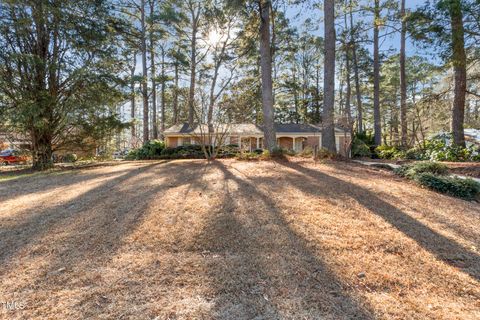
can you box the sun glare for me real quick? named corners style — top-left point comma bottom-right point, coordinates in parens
top-left (208, 29), bottom-right (222, 46)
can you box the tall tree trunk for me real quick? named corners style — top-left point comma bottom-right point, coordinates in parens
top-left (141, 0), bottom-right (149, 143)
top-left (130, 52), bottom-right (137, 142)
top-left (373, 0), bottom-right (382, 146)
top-left (393, 101), bottom-right (399, 146)
top-left (173, 62), bottom-right (179, 124)
top-left (344, 8), bottom-right (352, 133)
top-left (160, 47), bottom-right (166, 136)
top-left (322, 0), bottom-right (336, 152)
top-left (32, 130), bottom-right (53, 170)
top-left (400, 0), bottom-right (408, 147)
top-left (449, 0), bottom-right (467, 147)
top-left (187, 3), bottom-right (199, 126)
top-left (149, 1), bottom-right (157, 139)
top-left (292, 64), bottom-right (299, 124)
top-left (31, 2), bottom-right (54, 170)
top-left (349, 3), bottom-right (363, 133)
top-left (259, 0), bottom-right (276, 151)
top-left (207, 64), bottom-right (220, 133)
top-left (315, 65), bottom-right (321, 123)
top-left (338, 59), bottom-right (345, 117)
top-left (475, 100), bottom-right (479, 122)
top-left (188, 31), bottom-right (196, 126)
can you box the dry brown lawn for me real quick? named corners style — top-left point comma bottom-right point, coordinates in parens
top-left (0, 159), bottom-right (479, 319)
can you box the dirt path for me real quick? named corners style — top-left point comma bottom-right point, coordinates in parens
top-left (0, 159), bottom-right (479, 319)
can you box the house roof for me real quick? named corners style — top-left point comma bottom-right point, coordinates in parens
top-left (164, 123), bottom-right (348, 135)
top-left (274, 123), bottom-right (321, 133)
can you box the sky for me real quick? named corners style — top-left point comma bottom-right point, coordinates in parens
top-left (124, 1), bottom-right (441, 124)
top-left (284, 0), bottom-right (440, 63)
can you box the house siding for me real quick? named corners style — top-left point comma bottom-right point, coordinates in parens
top-left (167, 137), bottom-right (178, 147)
top-left (164, 124), bottom-right (351, 156)
top-left (278, 137), bottom-right (293, 150)
top-left (337, 136), bottom-right (351, 157)
top-left (305, 136), bottom-right (321, 149)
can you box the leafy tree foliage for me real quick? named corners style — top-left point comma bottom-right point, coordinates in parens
top-left (0, 0), bottom-right (126, 169)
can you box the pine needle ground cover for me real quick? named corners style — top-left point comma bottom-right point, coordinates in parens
top-left (0, 159), bottom-right (478, 319)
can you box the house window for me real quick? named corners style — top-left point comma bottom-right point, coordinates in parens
top-left (183, 137), bottom-right (191, 145)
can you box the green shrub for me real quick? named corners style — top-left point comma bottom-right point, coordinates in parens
top-left (351, 138), bottom-right (371, 158)
top-left (404, 147), bottom-right (424, 160)
top-left (393, 164), bottom-right (410, 177)
top-left (471, 152), bottom-right (480, 162)
top-left (166, 145), bottom-right (204, 159)
top-left (375, 145), bottom-right (401, 160)
top-left (160, 147), bottom-right (176, 157)
top-left (236, 152), bottom-right (260, 161)
top-left (419, 133), bottom-right (479, 162)
top-left (127, 140), bottom-right (166, 160)
top-left (218, 145), bottom-right (238, 158)
top-left (158, 144), bottom-right (241, 159)
top-left (125, 149), bottom-right (138, 160)
top-left (63, 153), bottom-right (77, 163)
top-left (271, 147), bottom-right (286, 158)
top-left (393, 161), bottom-right (479, 199)
top-left (299, 146), bottom-right (314, 158)
top-left (140, 140), bottom-right (165, 159)
top-left (394, 161), bottom-right (448, 178)
top-left (316, 148), bottom-right (337, 159)
top-left (128, 142), bottom-right (241, 160)
top-left (375, 133), bottom-right (480, 162)
top-left (355, 131), bottom-right (375, 146)
top-left (259, 149), bottom-right (271, 160)
top-left (414, 173), bottom-right (480, 200)
top-left (428, 144), bottom-right (471, 162)
top-left (370, 163), bottom-right (395, 171)
top-left (409, 161), bottom-right (448, 176)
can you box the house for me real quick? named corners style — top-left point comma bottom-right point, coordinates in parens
top-left (0, 131), bottom-right (30, 150)
top-left (163, 123), bottom-right (351, 157)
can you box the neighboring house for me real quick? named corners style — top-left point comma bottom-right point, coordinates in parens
top-left (0, 131), bottom-right (30, 150)
top-left (164, 123), bottom-right (352, 157)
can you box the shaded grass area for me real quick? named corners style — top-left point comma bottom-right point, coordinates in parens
top-left (0, 160), bottom-right (132, 183)
top-left (0, 167), bottom-right (50, 182)
top-left (0, 159), bottom-right (478, 319)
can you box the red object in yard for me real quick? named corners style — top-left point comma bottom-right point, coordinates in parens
top-left (0, 149), bottom-right (28, 165)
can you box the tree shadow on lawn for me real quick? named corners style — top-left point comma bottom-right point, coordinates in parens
top-left (0, 161), bottom-right (207, 283)
top-left (0, 163), bottom-right (155, 266)
top-left (0, 164), bottom-right (141, 203)
top-left (313, 160), bottom-right (480, 247)
top-left (274, 160), bottom-right (480, 283)
top-left (188, 161), bottom-right (375, 319)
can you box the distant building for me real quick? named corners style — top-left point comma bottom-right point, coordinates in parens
top-left (0, 131), bottom-right (30, 150)
top-left (164, 123), bottom-right (352, 157)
